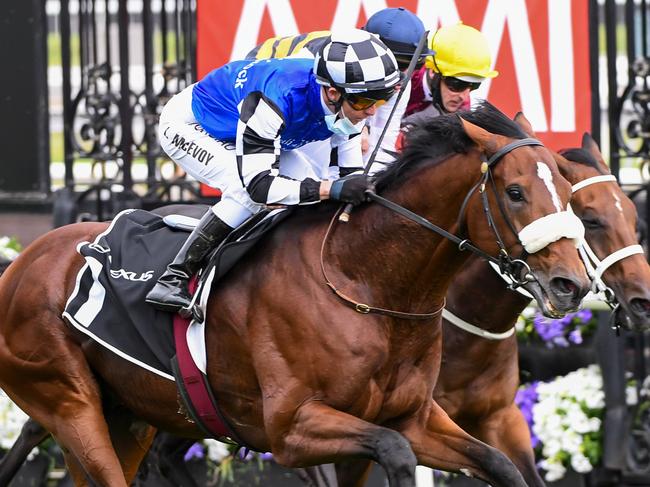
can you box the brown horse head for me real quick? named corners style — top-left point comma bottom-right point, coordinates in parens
top-left (562, 135), bottom-right (650, 330)
top-left (449, 108), bottom-right (589, 317)
top-left (515, 112), bottom-right (650, 330)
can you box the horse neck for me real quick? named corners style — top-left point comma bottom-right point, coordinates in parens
top-left (328, 152), bottom-right (482, 312)
top-left (446, 255), bottom-right (531, 334)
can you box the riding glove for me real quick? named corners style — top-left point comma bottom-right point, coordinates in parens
top-left (330, 173), bottom-right (370, 206)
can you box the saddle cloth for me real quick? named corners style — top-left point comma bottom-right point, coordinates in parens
top-left (62, 207), bottom-right (291, 380)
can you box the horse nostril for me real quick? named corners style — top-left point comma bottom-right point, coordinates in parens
top-left (550, 277), bottom-right (579, 298)
top-left (630, 298), bottom-right (650, 317)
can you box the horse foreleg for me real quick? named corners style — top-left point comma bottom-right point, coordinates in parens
top-left (56, 411), bottom-right (156, 487)
top-left (0, 418), bottom-right (49, 485)
top-left (104, 408), bottom-right (157, 484)
top-left (267, 401), bottom-right (417, 487)
top-left (473, 404), bottom-right (546, 487)
top-left (334, 459), bottom-right (373, 487)
top-left (400, 400), bottom-right (527, 487)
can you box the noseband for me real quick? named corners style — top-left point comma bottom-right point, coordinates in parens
top-left (321, 137), bottom-right (573, 320)
top-left (476, 173), bottom-right (644, 338)
top-left (572, 175), bottom-right (644, 328)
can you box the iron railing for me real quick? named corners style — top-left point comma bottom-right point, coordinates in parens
top-left (53, 0), bottom-right (200, 224)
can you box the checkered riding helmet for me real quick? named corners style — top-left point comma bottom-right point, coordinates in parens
top-left (314, 29), bottom-right (401, 101)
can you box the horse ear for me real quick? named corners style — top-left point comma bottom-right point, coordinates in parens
top-left (459, 117), bottom-right (499, 154)
top-left (513, 112), bottom-right (536, 137)
top-left (581, 132), bottom-right (608, 171)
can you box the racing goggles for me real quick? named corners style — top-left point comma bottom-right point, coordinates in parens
top-left (345, 88), bottom-right (396, 111)
top-left (443, 76), bottom-right (482, 93)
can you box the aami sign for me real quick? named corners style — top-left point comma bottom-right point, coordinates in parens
top-left (196, 0), bottom-right (591, 150)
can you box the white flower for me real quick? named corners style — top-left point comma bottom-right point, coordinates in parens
top-left (571, 452), bottom-right (593, 473)
top-left (522, 306), bottom-right (536, 319)
top-left (529, 365), bottom-right (604, 481)
top-left (0, 391), bottom-right (30, 449)
top-left (626, 384), bottom-right (638, 406)
top-left (539, 458), bottom-right (567, 482)
top-left (204, 439), bottom-right (231, 463)
top-left (516, 315), bottom-right (526, 332)
top-left (0, 236), bottom-right (19, 261)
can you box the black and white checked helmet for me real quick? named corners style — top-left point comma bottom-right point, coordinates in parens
top-left (314, 29), bottom-right (401, 96)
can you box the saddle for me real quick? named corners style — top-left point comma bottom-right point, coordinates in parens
top-left (63, 206), bottom-right (292, 378)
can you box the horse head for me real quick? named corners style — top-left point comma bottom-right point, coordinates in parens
top-left (460, 109), bottom-right (589, 317)
top-left (377, 102), bottom-right (590, 318)
top-left (564, 137), bottom-right (650, 330)
top-left (514, 112), bottom-right (650, 330)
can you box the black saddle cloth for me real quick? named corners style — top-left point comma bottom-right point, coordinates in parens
top-left (63, 207), bottom-right (291, 378)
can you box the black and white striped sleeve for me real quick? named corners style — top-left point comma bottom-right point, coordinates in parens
top-left (329, 132), bottom-right (364, 178)
top-left (236, 92), bottom-right (320, 205)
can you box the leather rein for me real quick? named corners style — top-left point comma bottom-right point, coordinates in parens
top-left (320, 137), bottom-right (544, 320)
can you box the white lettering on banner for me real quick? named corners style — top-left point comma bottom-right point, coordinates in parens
top-left (549, 0), bottom-right (575, 132)
top-left (416, 0), bottom-right (460, 31)
top-left (230, 0), bottom-right (299, 60)
top-left (481, 0), bottom-right (548, 131)
top-left (331, 0), bottom-right (387, 30)
top-left (225, 0), bottom-right (579, 133)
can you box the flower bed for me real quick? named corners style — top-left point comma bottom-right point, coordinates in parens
top-left (516, 365), bottom-right (604, 482)
top-left (517, 306), bottom-right (597, 348)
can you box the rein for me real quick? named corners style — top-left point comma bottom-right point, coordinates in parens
top-left (320, 206), bottom-right (446, 320)
top-left (320, 137), bottom-right (546, 320)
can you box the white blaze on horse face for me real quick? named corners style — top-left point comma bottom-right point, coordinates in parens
top-left (613, 192), bottom-right (623, 213)
top-left (536, 162), bottom-right (562, 212)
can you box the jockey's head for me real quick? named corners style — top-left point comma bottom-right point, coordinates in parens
top-left (363, 7), bottom-right (435, 70)
top-left (425, 23), bottom-right (499, 113)
top-left (314, 29), bottom-right (401, 130)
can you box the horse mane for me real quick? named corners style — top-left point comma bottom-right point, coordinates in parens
top-left (374, 101), bottom-right (527, 192)
top-left (558, 147), bottom-right (606, 175)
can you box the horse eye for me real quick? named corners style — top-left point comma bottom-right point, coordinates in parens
top-left (506, 186), bottom-right (524, 202)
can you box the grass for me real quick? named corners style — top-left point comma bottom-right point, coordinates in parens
top-left (48, 31), bottom-right (179, 67)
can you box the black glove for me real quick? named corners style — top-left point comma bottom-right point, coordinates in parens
top-left (330, 173), bottom-right (370, 206)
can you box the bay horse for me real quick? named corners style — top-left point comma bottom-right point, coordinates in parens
top-left (0, 104), bottom-right (590, 487)
top-left (333, 117), bottom-right (650, 487)
top-left (431, 126), bottom-right (650, 487)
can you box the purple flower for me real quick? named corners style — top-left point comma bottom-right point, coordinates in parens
top-left (259, 452), bottom-right (274, 461)
top-left (515, 382), bottom-right (540, 448)
top-left (238, 448), bottom-right (254, 461)
top-left (575, 309), bottom-right (593, 323)
top-left (183, 442), bottom-right (205, 462)
top-left (569, 329), bottom-right (583, 345)
top-left (533, 314), bottom-right (568, 342)
top-left (551, 336), bottom-right (570, 348)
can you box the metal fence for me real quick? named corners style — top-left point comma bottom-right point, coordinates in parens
top-left (49, 0), bottom-right (201, 224)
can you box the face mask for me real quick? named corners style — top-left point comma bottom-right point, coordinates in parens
top-left (325, 112), bottom-right (364, 136)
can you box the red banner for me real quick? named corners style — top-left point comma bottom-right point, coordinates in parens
top-left (197, 0), bottom-right (591, 150)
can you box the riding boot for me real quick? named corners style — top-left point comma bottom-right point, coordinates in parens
top-left (146, 211), bottom-right (233, 314)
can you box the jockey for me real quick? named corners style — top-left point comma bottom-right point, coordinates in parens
top-left (146, 29), bottom-right (401, 315)
top-left (403, 23), bottom-right (498, 126)
top-left (245, 7), bottom-right (432, 175)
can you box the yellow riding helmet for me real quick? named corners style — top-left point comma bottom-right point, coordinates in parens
top-left (424, 23), bottom-right (498, 81)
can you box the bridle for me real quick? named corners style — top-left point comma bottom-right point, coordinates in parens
top-left (321, 137), bottom-right (582, 320)
top-left (449, 173), bottom-right (644, 339)
top-left (572, 175), bottom-right (644, 330)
